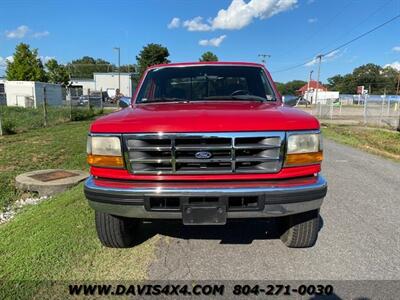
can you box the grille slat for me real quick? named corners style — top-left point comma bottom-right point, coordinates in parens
top-left (127, 146), bottom-right (171, 151)
top-left (130, 158), bottom-right (171, 163)
top-left (175, 145), bottom-right (232, 150)
top-left (235, 157), bottom-right (279, 162)
top-left (234, 144), bottom-right (280, 149)
top-left (124, 132), bottom-right (284, 174)
top-left (176, 158), bottom-right (232, 163)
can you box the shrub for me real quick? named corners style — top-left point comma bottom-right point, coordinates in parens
top-left (71, 108), bottom-right (103, 121)
top-left (2, 119), bottom-right (17, 135)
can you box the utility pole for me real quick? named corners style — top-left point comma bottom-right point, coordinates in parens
top-left (307, 70), bottom-right (314, 91)
top-left (258, 54), bottom-right (271, 67)
top-left (396, 74), bottom-right (400, 131)
top-left (43, 87), bottom-right (48, 127)
top-left (315, 55), bottom-right (323, 116)
top-left (113, 47), bottom-right (121, 94)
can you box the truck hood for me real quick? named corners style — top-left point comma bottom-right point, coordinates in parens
top-left (90, 101), bottom-right (319, 133)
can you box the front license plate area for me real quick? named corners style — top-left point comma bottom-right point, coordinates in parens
top-left (182, 205), bottom-right (226, 225)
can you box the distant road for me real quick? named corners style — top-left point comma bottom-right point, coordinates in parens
top-left (144, 140), bottom-right (400, 280)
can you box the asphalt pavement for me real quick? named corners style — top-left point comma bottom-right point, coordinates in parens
top-left (143, 140), bottom-right (400, 280)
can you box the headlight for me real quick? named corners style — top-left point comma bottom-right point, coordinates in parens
top-left (285, 132), bottom-right (323, 167)
top-left (87, 136), bottom-right (124, 168)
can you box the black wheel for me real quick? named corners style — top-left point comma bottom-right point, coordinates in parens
top-left (95, 211), bottom-right (140, 248)
top-left (280, 210), bottom-right (320, 248)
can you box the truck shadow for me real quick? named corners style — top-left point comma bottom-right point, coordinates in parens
top-left (133, 215), bottom-right (324, 245)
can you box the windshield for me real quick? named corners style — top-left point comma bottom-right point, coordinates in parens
top-left (135, 65), bottom-right (277, 103)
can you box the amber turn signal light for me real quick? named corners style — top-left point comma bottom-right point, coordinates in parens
top-left (87, 154), bottom-right (124, 168)
top-left (284, 151), bottom-right (323, 167)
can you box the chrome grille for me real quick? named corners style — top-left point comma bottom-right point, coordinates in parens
top-left (123, 132), bottom-right (285, 175)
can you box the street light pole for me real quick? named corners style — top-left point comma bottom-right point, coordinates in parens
top-left (396, 74), bottom-right (400, 131)
top-left (113, 47), bottom-right (121, 94)
top-left (0, 110), bottom-right (3, 136)
top-left (315, 55), bottom-right (323, 110)
top-left (307, 70), bottom-right (314, 103)
top-left (258, 54), bottom-right (271, 67)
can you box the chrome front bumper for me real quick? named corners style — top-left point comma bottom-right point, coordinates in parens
top-left (84, 175), bottom-right (327, 219)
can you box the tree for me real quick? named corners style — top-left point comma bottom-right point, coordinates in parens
top-left (274, 82), bottom-right (285, 95)
top-left (327, 74), bottom-right (353, 94)
top-left (327, 63), bottom-right (400, 94)
top-left (67, 56), bottom-right (113, 79)
top-left (273, 80), bottom-right (307, 95)
top-left (352, 63), bottom-right (383, 94)
top-left (6, 43), bottom-right (47, 82)
top-left (119, 64), bottom-right (136, 73)
top-left (136, 43), bottom-right (170, 77)
top-left (45, 59), bottom-right (70, 86)
top-left (285, 80), bottom-right (307, 95)
top-left (381, 66), bottom-right (400, 94)
top-left (199, 51), bottom-right (218, 62)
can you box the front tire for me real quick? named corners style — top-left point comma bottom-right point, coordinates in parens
top-left (95, 211), bottom-right (140, 248)
top-left (280, 210), bottom-right (320, 248)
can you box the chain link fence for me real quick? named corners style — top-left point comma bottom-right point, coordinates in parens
top-left (300, 95), bottom-right (400, 130)
top-left (0, 86), bottom-right (120, 135)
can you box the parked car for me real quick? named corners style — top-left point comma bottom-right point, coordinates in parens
top-left (77, 95), bottom-right (89, 106)
top-left (84, 62), bottom-right (327, 248)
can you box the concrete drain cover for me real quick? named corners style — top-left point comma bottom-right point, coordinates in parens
top-left (29, 170), bottom-right (79, 182)
top-left (16, 169), bottom-right (89, 196)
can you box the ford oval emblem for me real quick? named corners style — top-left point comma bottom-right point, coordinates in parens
top-left (195, 151), bottom-right (212, 159)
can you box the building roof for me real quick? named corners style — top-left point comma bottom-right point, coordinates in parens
top-left (297, 80), bottom-right (328, 93)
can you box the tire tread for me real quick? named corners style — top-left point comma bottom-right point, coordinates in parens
top-left (280, 210), bottom-right (320, 248)
top-left (95, 211), bottom-right (138, 248)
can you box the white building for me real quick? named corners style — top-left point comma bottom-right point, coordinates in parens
top-left (69, 78), bottom-right (95, 96)
top-left (70, 72), bottom-right (135, 97)
top-left (304, 90), bottom-right (340, 104)
top-left (4, 81), bottom-right (63, 108)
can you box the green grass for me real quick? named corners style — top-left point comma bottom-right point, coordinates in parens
top-left (322, 124), bottom-right (400, 161)
top-left (0, 185), bottom-right (159, 298)
top-left (0, 121), bottom-right (91, 210)
top-left (0, 119), bottom-right (158, 298)
top-left (0, 106), bottom-right (70, 134)
top-left (0, 106), bottom-right (104, 134)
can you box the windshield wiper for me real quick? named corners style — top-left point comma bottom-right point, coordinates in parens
top-left (140, 97), bottom-right (190, 103)
top-left (203, 95), bottom-right (266, 102)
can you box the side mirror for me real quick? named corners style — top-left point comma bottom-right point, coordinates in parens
top-left (119, 97), bottom-right (131, 108)
top-left (282, 95), bottom-right (298, 107)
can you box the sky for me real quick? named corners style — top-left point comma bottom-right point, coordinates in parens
top-left (0, 0), bottom-right (399, 83)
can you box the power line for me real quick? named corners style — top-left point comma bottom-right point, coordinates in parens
top-left (272, 13), bottom-right (400, 74)
top-left (276, 0), bottom-right (353, 59)
top-left (313, 0), bottom-right (394, 58)
top-left (274, 0), bottom-right (394, 73)
top-left (323, 13), bottom-right (400, 57)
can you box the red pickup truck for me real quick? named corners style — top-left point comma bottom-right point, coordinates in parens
top-left (84, 62), bottom-right (327, 248)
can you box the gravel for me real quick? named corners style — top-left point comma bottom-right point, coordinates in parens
top-left (0, 195), bottom-right (49, 224)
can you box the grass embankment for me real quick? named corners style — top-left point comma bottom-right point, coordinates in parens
top-left (0, 106), bottom-right (103, 134)
top-left (322, 124), bottom-right (400, 161)
top-left (0, 121), bottom-right (89, 210)
top-left (0, 121), bottom-right (158, 298)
